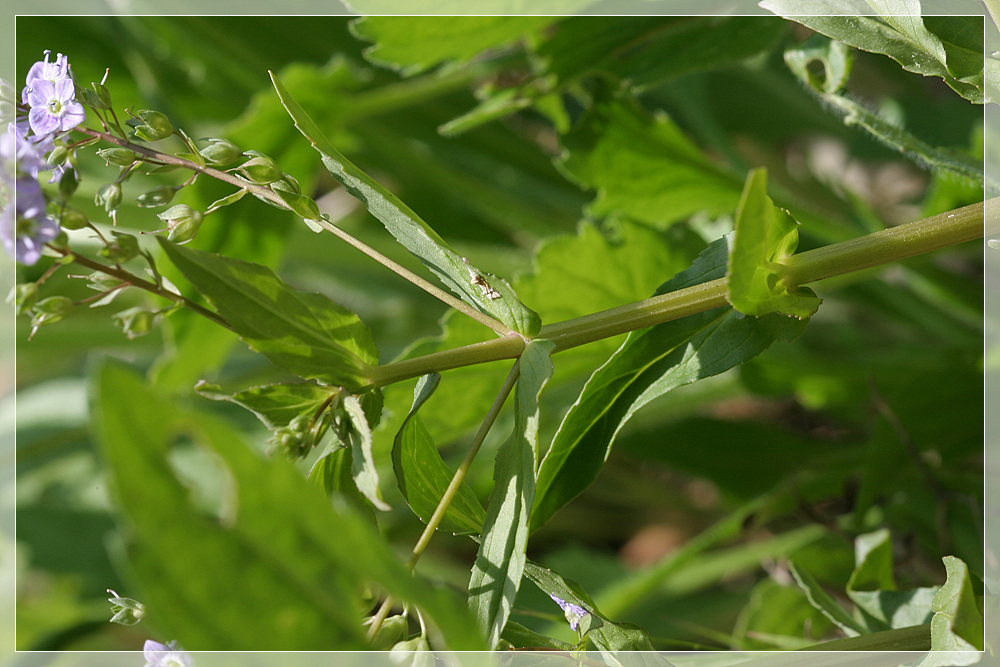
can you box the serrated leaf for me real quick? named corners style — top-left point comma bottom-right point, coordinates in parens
top-left (92, 362), bottom-right (485, 650)
top-left (350, 16), bottom-right (553, 76)
top-left (392, 373), bottom-right (486, 535)
top-left (727, 168), bottom-right (822, 319)
top-left (469, 340), bottom-right (555, 649)
top-left (917, 556), bottom-right (984, 666)
top-left (158, 237), bottom-right (377, 390)
top-left (270, 72), bottom-right (541, 336)
top-left (522, 561), bottom-right (669, 662)
top-left (761, 0), bottom-right (986, 103)
top-left (558, 86), bottom-right (742, 227)
top-left (195, 381), bottom-right (337, 431)
top-left (531, 235), bottom-right (807, 531)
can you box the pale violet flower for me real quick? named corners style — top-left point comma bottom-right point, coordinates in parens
top-left (1, 121), bottom-right (55, 183)
top-left (1, 176), bottom-right (60, 265)
top-left (549, 594), bottom-right (590, 632)
top-left (24, 78), bottom-right (84, 136)
top-left (142, 640), bottom-right (193, 667)
top-left (22, 51), bottom-right (71, 104)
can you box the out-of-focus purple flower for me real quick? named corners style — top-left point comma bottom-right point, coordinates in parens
top-left (142, 639), bottom-right (194, 667)
top-left (1, 121), bottom-right (55, 183)
top-left (21, 51), bottom-right (70, 104)
top-left (1, 177), bottom-right (60, 265)
top-left (548, 594), bottom-right (590, 632)
top-left (25, 78), bottom-right (85, 136)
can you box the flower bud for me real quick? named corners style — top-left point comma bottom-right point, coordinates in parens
top-left (97, 147), bottom-right (137, 167)
top-left (199, 137), bottom-right (242, 166)
top-left (288, 415), bottom-right (311, 433)
top-left (389, 637), bottom-right (433, 667)
top-left (60, 205), bottom-right (89, 230)
top-left (7, 282), bottom-right (38, 316)
top-left (95, 182), bottom-right (123, 214)
top-left (112, 306), bottom-right (156, 339)
top-left (270, 173), bottom-right (301, 195)
top-left (157, 205), bottom-right (204, 244)
top-left (99, 231), bottom-right (140, 264)
top-left (128, 110), bottom-right (174, 142)
top-left (370, 615), bottom-right (409, 650)
top-left (48, 144), bottom-right (70, 166)
top-left (236, 155), bottom-right (282, 185)
top-left (84, 271), bottom-right (122, 292)
top-left (90, 82), bottom-right (113, 110)
top-left (136, 184), bottom-right (176, 208)
top-left (58, 168), bottom-right (79, 200)
top-left (31, 296), bottom-right (74, 329)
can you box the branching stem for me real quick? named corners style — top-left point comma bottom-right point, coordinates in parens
top-left (371, 199), bottom-right (986, 387)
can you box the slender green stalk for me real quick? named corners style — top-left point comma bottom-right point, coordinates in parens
top-left (366, 360), bottom-right (522, 641)
top-left (75, 126), bottom-right (512, 336)
top-left (372, 199), bottom-right (986, 386)
top-left (58, 249), bottom-right (234, 332)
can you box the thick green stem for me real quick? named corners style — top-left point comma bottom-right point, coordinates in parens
top-left (372, 199), bottom-right (986, 386)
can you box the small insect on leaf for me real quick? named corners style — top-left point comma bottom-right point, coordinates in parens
top-left (463, 257), bottom-right (502, 300)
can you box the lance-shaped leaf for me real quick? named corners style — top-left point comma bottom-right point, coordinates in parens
top-left (270, 72), bottom-right (541, 337)
top-left (787, 561), bottom-right (866, 637)
top-left (341, 393), bottom-right (390, 511)
top-left (531, 235), bottom-right (807, 531)
top-left (727, 168), bottom-right (822, 320)
top-left (522, 561), bottom-right (671, 664)
top-left (469, 340), bottom-right (555, 648)
top-left (92, 362), bottom-right (486, 650)
top-left (392, 373), bottom-right (486, 535)
top-left (195, 381), bottom-right (337, 431)
top-left (917, 556), bottom-right (984, 667)
top-left (159, 238), bottom-right (377, 390)
top-left (761, 0), bottom-right (986, 103)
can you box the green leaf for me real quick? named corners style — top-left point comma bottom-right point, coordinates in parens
top-left (917, 556), bottom-right (984, 666)
top-left (531, 235), bottom-right (807, 531)
top-left (558, 86), bottom-right (742, 227)
top-left (469, 340), bottom-right (555, 648)
top-left (270, 72), bottom-right (542, 337)
top-left (522, 561), bottom-right (668, 661)
top-left (788, 561), bottom-right (866, 637)
top-left (341, 394), bottom-right (390, 511)
top-left (92, 362), bottom-right (485, 650)
top-left (350, 16), bottom-right (553, 76)
top-left (538, 16), bottom-right (787, 92)
top-left (158, 237), bottom-right (377, 390)
top-left (727, 168), bottom-right (822, 319)
top-left (783, 36), bottom-right (988, 188)
top-left (761, 1), bottom-right (986, 103)
top-left (391, 373), bottom-right (486, 535)
top-left (195, 381), bottom-right (337, 431)
top-left (847, 530), bottom-right (937, 632)
top-left (500, 620), bottom-right (576, 651)
top-left (309, 447), bottom-right (377, 523)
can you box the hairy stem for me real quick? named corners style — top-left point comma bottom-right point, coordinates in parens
top-left (372, 199), bottom-right (985, 386)
top-left (75, 126), bottom-right (512, 335)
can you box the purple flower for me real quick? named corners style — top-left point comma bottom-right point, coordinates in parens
top-left (1, 121), bottom-right (55, 183)
top-left (25, 78), bottom-right (85, 136)
top-left (142, 640), bottom-right (194, 667)
top-left (548, 594), bottom-right (590, 632)
top-left (1, 177), bottom-right (60, 265)
top-left (21, 51), bottom-right (70, 104)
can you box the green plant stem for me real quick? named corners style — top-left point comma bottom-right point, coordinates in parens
top-left (74, 126), bottom-right (511, 336)
top-left (366, 360), bottom-right (522, 641)
top-left (57, 249), bottom-right (234, 332)
top-left (371, 199), bottom-right (986, 387)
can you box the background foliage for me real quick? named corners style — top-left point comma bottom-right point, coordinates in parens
top-left (12, 12), bottom-right (984, 654)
